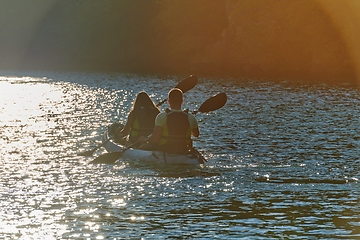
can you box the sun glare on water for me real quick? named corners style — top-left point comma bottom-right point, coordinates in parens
top-left (0, 77), bottom-right (68, 160)
top-left (0, 76), bottom-right (63, 125)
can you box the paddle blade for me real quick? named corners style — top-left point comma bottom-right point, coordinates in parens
top-left (90, 151), bottom-right (124, 164)
top-left (175, 75), bottom-right (198, 93)
top-left (198, 92), bottom-right (227, 113)
top-left (156, 75), bottom-right (198, 107)
top-left (77, 150), bottom-right (95, 157)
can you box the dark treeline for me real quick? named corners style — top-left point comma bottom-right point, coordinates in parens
top-left (0, 0), bottom-right (356, 82)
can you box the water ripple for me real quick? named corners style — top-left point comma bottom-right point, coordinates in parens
top-left (0, 71), bottom-right (359, 238)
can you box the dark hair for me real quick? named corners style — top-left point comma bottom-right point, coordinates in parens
top-left (168, 88), bottom-right (183, 105)
top-left (131, 91), bottom-right (159, 113)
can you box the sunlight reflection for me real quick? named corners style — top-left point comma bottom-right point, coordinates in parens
top-left (130, 215), bottom-right (145, 221)
top-left (0, 71), bottom-right (358, 239)
top-left (111, 198), bottom-right (127, 207)
top-left (85, 221), bottom-right (100, 231)
top-left (0, 79), bottom-right (64, 130)
top-left (74, 208), bottom-right (96, 215)
top-left (0, 224), bottom-right (18, 233)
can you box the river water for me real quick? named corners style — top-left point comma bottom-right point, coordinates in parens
top-left (0, 71), bottom-right (359, 239)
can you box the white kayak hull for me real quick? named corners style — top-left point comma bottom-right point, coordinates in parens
top-left (102, 127), bottom-right (206, 165)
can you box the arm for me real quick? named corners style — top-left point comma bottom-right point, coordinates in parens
top-left (116, 111), bottom-right (134, 136)
top-left (146, 125), bottom-right (163, 145)
top-left (191, 127), bottom-right (200, 137)
top-left (137, 125), bottom-right (162, 150)
top-left (189, 114), bottom-right (200, 137)
top-left (138, 113), bottom-right (164, 146)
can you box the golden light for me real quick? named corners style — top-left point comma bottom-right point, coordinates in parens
top-left (317, 0), bottom-right (360, 85)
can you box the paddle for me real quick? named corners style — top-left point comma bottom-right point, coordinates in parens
top-left (77, 133), bottom-right (131, 157)
top-left (90, 141), bottom-right (140, 164)
top-left (77, 75), bottom-right (198, 157)
top-left (156, 75), bottom-right (198, 107)
top-left (90, 92), bottom-right (227, 164)
top-left (192, 92), bottom-right (227, 115)
top-left (77, 137), bottom-right (116, 157)
top-left (190, 92), bottom-right (227, 162)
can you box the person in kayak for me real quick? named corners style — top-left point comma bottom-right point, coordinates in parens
top-left (116, 91), bottom-right (160, 146)
top-left (139, 88), bottom-right (199, 153)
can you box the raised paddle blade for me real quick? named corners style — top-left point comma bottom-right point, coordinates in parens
top-left (175, 75), bottom-right (198, 93)
top-left (90, 151), bottom-right (124, 164)
top-left (197, 92), bottom-right (227, 114)
top-left (156, 75), bottom-right (198, 107)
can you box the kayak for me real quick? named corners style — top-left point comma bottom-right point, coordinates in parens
top-left (101, 123), bottom-right (206, 165)
top-left (84, 92), bottom-right (226, 164)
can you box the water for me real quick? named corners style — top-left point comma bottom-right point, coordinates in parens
top-left (0, 71), bottom-right (359, 239)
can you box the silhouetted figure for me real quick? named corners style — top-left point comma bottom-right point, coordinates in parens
top-left (116, 91), bottom-right (160, 146)
top-left (139, 88), bottom-right (199, 153)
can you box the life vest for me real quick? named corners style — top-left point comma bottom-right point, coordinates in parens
top-left (129, 107), bottom-right (158, 141)
top-left (157, 110), bottom-right (192, 153)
